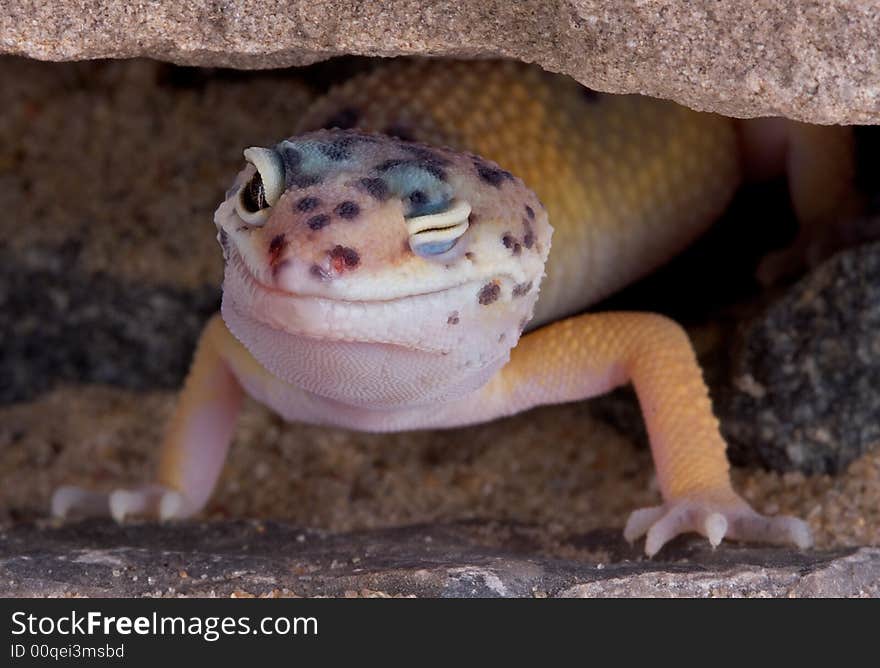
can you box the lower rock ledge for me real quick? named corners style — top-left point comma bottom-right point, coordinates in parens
top-left (1, 520), bottom-right (876, 598)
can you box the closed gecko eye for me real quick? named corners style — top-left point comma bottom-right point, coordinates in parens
top-left (235, 147), bottom-right (284, 226)
top-left (407, 199), bottom-right (471, 257)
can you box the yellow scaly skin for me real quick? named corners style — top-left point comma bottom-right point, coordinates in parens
top-left (297, 60), bottom-right (742, 325)
top-left (53, 59), bottom-right (860, 556)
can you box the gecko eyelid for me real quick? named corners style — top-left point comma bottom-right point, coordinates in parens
top-left (406, 199), bottom-right (471, 233)
top-left (234, 147), bottom-right (284, 226)
top-left (407, 199), bottom-right (471, 257)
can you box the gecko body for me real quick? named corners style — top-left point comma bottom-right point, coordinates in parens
top-left (55, 59), bottom-right (861, 555)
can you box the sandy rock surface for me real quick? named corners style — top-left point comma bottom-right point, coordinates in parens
top-left (3, 520), bottom-right (879, 597)
top-left (2, 1), bottom-right (879, 124)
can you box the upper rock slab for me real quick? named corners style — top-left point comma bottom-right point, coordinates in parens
top-left (2, 1), bottom-right (879, 125)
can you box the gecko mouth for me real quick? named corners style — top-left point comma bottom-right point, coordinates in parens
top-left (230, 251), bottom-right (478, 305)
top-left (224, 252), bottom-right (507, 352)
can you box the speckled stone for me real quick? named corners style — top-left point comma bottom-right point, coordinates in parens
top-left (720, 242), bottom-right (880, 474)
top-left (2, 520), bottom-right (877, 598)
top-left (0, 243), bottom-right (219, 403)
top-left (2, 1), bottom-right (879, 124)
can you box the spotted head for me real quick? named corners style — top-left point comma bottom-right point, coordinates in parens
top-left (215, 129), bottom-right (552, 407)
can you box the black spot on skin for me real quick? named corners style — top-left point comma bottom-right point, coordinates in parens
top-left (375, 159), bottom-right (406, 172)
top-left (581, 87), bottom-right (600, 103)
top-left (478, 282), bottom-right (500, 305)
top-left (525, 205), bottom-right (535, 220)
top-left (319, 140), bottom-right (352, 161)
top-left (335, 201), bottom-right (361, 219)
top-left (409, 190), bottom-right (428, 207)
top-left (307, 214), bottom-right (331, 230)
top-left (473, 157), bottom-right (514, 188)
top-left (279, 145), bottom-right (301, 171)
top-left (419, 163), bottom-right (447, 181)
top-left (447, 311), bottom-right (460, 325)
top-left (330, 245), bottom-right (360, 271)
top-left (502, 234), bottom-right (522, 255)
top-left (385, 124), bottom-right (415, 142)
top-left (465, 252), bottom-right (475, 261)
top-left (268, 234), bottom-right (287, 266)
top-left (279, 145), bottom-right (321, 189)
top-left (523, 220), bottom-right (535, 249)
top-left (512, 281), bottom-right (533, 297)
top-left (289, 173), bottom-right (321, 188)
top-left (404, 145), bottom-right (450, 167)
top-left (296, 196), bottom-right (321, 212)
top-left (322, 108), bottom-right (360, 130)
top-left (376, 158), bottom-right (446, 182)
top-left (359, 177), bottom-right (389, 201)
top-left (476, 165), bottom-right (512, 187)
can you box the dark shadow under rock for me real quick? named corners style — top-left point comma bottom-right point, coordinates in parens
top-left (1, 520), bottom-right (877, 598)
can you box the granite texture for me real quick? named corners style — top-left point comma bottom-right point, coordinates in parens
top-left (2, 1), bottom-right (879, 124)
top-left (0, 244), bottom-right (219, 403)
top-left (720, 241), bottom-right (880, 474)
top-left (2, 520), bottom-right (877, 598)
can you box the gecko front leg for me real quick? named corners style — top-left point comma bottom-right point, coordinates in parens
top-left (53, 314), bottom-right (246, 521)
top-left (478, 311), bottom-right (813, 556)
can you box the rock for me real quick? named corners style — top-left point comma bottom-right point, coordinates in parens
top-left (0, 243), bottom-right (219, 403)
top-left (1, 520), bottom-right (877, 597)
top-left (720, 242), bottom-right (880, 474)
top-left (2, 1), bottom-right (879, 125)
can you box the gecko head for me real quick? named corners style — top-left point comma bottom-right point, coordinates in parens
top-left (214, 129), bottom-right (552, 407)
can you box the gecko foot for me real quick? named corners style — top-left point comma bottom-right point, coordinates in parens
top-left (51, 484), bottom-right (186, 523)
top-left (623, 494), bottom-right (812, 557)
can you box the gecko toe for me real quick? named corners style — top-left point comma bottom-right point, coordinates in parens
top-left (729, 513), bottom-right (813, 549)
top-left (643, 504), bottom-right (700, 557)
top-left (623, 506), bottom-right (665, 544)
top-left (108, 485), bottom-right (170, 523)
top-left (158, 490), bottom-right (186, 521)
top-left (51, 485), bottom-right (110, 519)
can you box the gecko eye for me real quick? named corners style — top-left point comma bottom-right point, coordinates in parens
top-left (407, 199), bottom-right (471, 257)
top-left (235, 147), bottom-right (284, 226)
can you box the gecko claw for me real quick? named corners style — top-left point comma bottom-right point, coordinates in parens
top-left (704, 512), bottom-right (728, 548)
